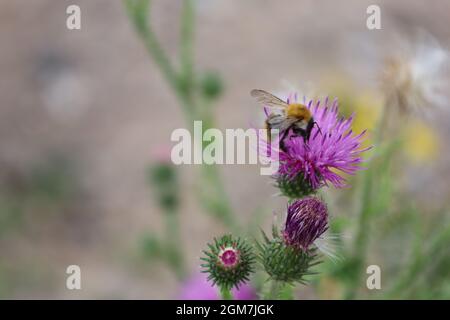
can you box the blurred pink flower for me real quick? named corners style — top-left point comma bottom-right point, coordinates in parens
top-left (151, 145), bottom-right (173, 164)
top-left (178, 273), bottom-right (257, 300)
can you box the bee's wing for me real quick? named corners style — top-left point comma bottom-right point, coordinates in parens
top-left (267, 115), bottom-right (298, 131)
top-left (266, 114), bottom-right (285, 126)
top-left (279, 117), bottom-right (299, 132)
top-left (251, 89), bottom-right (288, 109)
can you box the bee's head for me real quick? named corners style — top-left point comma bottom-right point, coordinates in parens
top-left (286, 103), bottom-right (312, 121)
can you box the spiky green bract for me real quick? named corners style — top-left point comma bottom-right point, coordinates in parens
top-left (257, 229), bottom-right (320, 284)
top-left (275, 173), bottom-right (315, 199)
top-left (201, 235), bottom-right (256, 291)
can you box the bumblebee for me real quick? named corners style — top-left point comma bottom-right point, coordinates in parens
top-left (251, 89), bottom-right (319, 151)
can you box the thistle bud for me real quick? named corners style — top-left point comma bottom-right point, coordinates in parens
top-left (258, 197), bottom-right (328, 284)
top-left (283, 197), bottom-right (328, 251)
top-left (201, 235), bottom-right (255, 291)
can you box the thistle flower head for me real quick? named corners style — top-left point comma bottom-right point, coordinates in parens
top-left (274, 96), bottom-right (370, 191)
top-left (201, 235), bottom-right (255, 291)
top-left (283, 197), bottom-right (328, 251)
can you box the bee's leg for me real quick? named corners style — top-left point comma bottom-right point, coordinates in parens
top-left (312, 121), bottom-right (323, 137)
top-left (304, 120), bottom-right (315, 141)
top-left (264, 121), bottom-right (272, 156)
top-left (265, 122), bottom-right (272, 145)
top-left (292, 126), bottom-right (307, 143)
top-left (279, 129), bottom-right (290, 152)
top-left (280, 140), bottom-right (286, 152)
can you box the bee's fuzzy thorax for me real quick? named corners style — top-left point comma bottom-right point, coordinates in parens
top-left (286, 103), bottom-right (312, 121)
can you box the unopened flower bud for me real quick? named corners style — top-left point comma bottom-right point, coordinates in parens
top-left (258, 198), bottom-right (328, 284)
top-left (201, 235), bottom-right (255, 291)
top-left (283, 197), bottom-right (328, 251)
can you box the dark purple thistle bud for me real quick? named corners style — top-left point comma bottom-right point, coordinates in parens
top-left (283, 197), bottom-right (328, 251)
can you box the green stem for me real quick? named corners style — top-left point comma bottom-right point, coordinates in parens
top-left (124, 0), bottom-right (237, 231)
top-left (265, 280), bottom-right (283, 300)
top-left (164, 210), bottom-right (186, 280)
top-left (220, 287), bottom-right (233, 300)
top-left (190, 115), bottom-right (237, 232)
top-left (200, 164), bottom-right (238, 232)
top-left (124, 0), bottom-right (181, 96)
top-left (385, 223), bottom-right (450, 298)
top-left (180, 0), bottom-right (195, 95)
top-left (345, 103), bottom-right (388, 300)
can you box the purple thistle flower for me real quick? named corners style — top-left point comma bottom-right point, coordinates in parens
top-left (283, 197), bottom-right (328, 251)
top-left (271, 95), bottom-right (371, 190)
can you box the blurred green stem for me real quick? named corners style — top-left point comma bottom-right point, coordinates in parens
top-left (164, 210), bottom-right (186, 280)
top-left (180, 0), bottom-right (195, 97)
top-left (201, 167), bottom-right (237, 229)
top-left (124, 0), bottom-right (179, 95)
top-left (345, 101), bottom-right (388, 299)
top-left (265, 280), bottom-right (283, 300)
top-left (125, 0), bottom-right (236, 230)
top-left (385, 223), bottom-right (450, 298)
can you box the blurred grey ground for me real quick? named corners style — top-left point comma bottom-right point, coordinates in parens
top-left (0, 0), bottom-right (450, 298)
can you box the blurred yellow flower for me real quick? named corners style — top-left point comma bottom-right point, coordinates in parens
top-left (352, 93), bottom-right (382, 134)
top-left (317, 276), bottom-right (343, 299)
top-left (403, 119), bottom-right (439, 163)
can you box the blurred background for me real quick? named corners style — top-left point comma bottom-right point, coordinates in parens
top-left (0, 0), bottom-right (449, 299)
